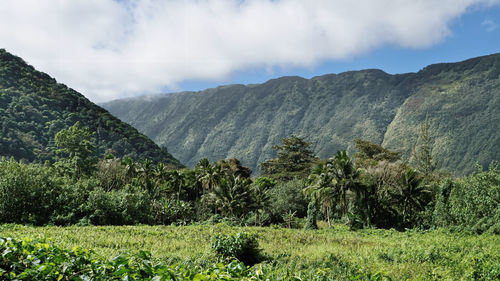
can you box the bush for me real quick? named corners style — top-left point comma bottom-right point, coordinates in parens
top-left (211, 232), bottom-right (264, 266)
top-left (84, 185), bottom-right (153, 225)
top-left (0, 237), bottom-right (253, 280)
top-left (433, 162), bottom-right (500, 233)
top-left (0, 159), bottom-right (63, 225)
top-left (267, 179), bottom-right (308, 223)
top-left (50, 177), bottom-right (96, 225)
top-left (152, 197), bottom-right (194, 225)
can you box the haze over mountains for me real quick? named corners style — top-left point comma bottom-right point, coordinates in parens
top-left (0, 49), bottom-right (181, 167)
top-left (102, 54), bottom-right (500, 175)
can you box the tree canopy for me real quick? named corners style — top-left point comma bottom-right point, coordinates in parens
top-left (261, 135), bottom-right (316, 180)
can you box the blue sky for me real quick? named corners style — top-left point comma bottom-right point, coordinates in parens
top-left (1, 0), bottom-right (499, 102)
top-left (178, 4), bottom-right (500, 92)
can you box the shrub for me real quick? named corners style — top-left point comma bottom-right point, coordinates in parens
top-left (268, 179), bottom-right (308, 223)
top-left (0, 237), bottom-right (254, 280)
top-left (305, 200), bottom-right (318, 230)
top-left (84, 185), bottom-right (153, 225)
top-left (433, 162), bottom-right (500, 233)
top-left (210, 232), bottom-right (264, 266)
top-left (50, 177), bottom-right (96, 225)
top-left (0, 159), bottom-right (63, 225)
top-left (152, 197), bottom-right (194, 225)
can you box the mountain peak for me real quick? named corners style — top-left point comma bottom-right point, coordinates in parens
top-left (0, 49), bottom-right (182, 166)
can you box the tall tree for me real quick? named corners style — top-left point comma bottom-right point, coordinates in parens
top-left (305, 150), bottom-right (362, 227)
top-left (261, 135), bottom-right (316, 180)
top-left (54, 121), bottom-right (97, 178)
top-left (216, 158), bottom-right (252, 179)
top-left (212, 175), bottom-right (253, 217)
top-left (353, 139), bottom-right (400, 168)
top-left (392, 168), bottom-right (430, 227)
top-left (195, 158), bottom-right (222, 195)
top-left (304, 199), bottom-right (318, 230)
top-left (304, 164), bottom-right (338, 228)
top-left (412, 116), bottom-right (437, 176)
top-left (251, 177), bottom-right (275, 225)
top-left (330, 150), bottom-right (360, 224)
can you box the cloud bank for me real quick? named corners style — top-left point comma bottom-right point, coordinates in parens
top-left (1, 0), bottom-right (498, 102)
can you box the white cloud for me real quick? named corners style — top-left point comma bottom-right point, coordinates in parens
top-left (1, 0), bottom-right (499, 102)
top-left (482, 18), bottom-right (498, 31)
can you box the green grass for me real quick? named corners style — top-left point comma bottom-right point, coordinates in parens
top-left (1, 223), bottom-right (499, 280)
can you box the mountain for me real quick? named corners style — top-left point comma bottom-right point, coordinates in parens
top-left (0, 49), bottom-right (182, 166)
top-left (102, 54), bottom-right (500, 175)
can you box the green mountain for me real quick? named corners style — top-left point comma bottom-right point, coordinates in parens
top-left (0, 49), bottom-right (182, 166)
top-left (102, 54), bottom-right (500, 175)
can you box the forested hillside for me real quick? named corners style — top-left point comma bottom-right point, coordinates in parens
top-left (102, 54), bottom-right (500, 175)
top-left (0, 49), bottom-right (181, 166)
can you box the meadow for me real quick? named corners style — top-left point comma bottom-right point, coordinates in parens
top-left (1, 223), bottom-right (498, 280)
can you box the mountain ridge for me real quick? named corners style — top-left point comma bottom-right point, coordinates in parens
top-left (102, 52), bottom-right (500, 175)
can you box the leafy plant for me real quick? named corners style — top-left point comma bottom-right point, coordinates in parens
top-left (211, 232), bottom-right (264, 266)
top-left (305, 199), bottom-right (318, 230)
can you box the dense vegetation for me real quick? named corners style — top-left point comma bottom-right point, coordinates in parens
top-left (102, 53), bottom-right (500, 175)
top-left (0, 123), bottom-right (498, 235)
top-left (1, 224), bottom-right (499, 280)
top-left (0, 49), bottom-right (181, 166)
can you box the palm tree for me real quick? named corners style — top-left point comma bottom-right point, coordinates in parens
top-left (251, 177), bottom-right (274, 225)
top-left (212, 175), bottom-right (252, 217)
top-left (166, 170), bottom-right (184, 201)
top-left (331, 150), bottom-right (359, 222)
top-left (304, 167), bottom-right (339, 228)
top-left (134, 159), bottom-right (156, 195)
top-left (392, 168), bottom-right (429, 226)
top-left (195, 158), bottom-right (223, 213)
top-left (195, 158), bottom-right (222, 194)
top-left (151, 162), bottom-right (171, 197)
top-left (121, 156), bottom-right (138, 181)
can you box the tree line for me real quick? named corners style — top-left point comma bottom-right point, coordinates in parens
top-left (0, 121), bottom-right (498, 233)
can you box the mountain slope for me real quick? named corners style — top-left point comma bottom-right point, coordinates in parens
top-left (102, 54), bottom-right (500, 175)
top-left (0, 49), bottom-right (182, 166)
top-left (382, 54), bottom-right (500, 173)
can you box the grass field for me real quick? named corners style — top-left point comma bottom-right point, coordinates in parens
top-left (1, 223), bottom-right (499, 280)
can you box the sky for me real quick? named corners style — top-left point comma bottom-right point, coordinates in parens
top-left (1, 0), bottom-right (500, 103)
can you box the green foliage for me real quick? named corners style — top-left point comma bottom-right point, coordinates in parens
top-left (85, 185), bottom-right (153, 225)
top-left (391, 168), bottom-right (431, 228)
top-left (211, 175), bottom-right (253, 218)
top-left (411, 116), bottom-right (437, 176)
top-left (354, 139), bottom-right (401, 167)
top-left (306, 150), bottom-right (364, 228)
top-left (433, 178), bottom-right (454, 227)
top-left (55, 121), bottom-right (97, 177)
top-left (95, 158), bottom-right (128, 192)
top-left (249, 177), bottom-right (274, 226)
top-left (211, 232), bottom-right (264, 266)
top-left (0, 237), bottom-right (257, 280)
top-left (305, 200), bottom-right (318, 230)
top-left (0, 159), bottom-right (62, 225)
top-left (216, 158), bottom-right (252, 179)
top-left (261, 135), bottom-right (316, 180)
top-left (0, 49), bottom-right (181, 166)
top-left (267, 179), bottom-right (308, 223)
top-left (2, 225), bottom-right (499, 281)
top-left (434, 162), bottom-right (500, 233)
